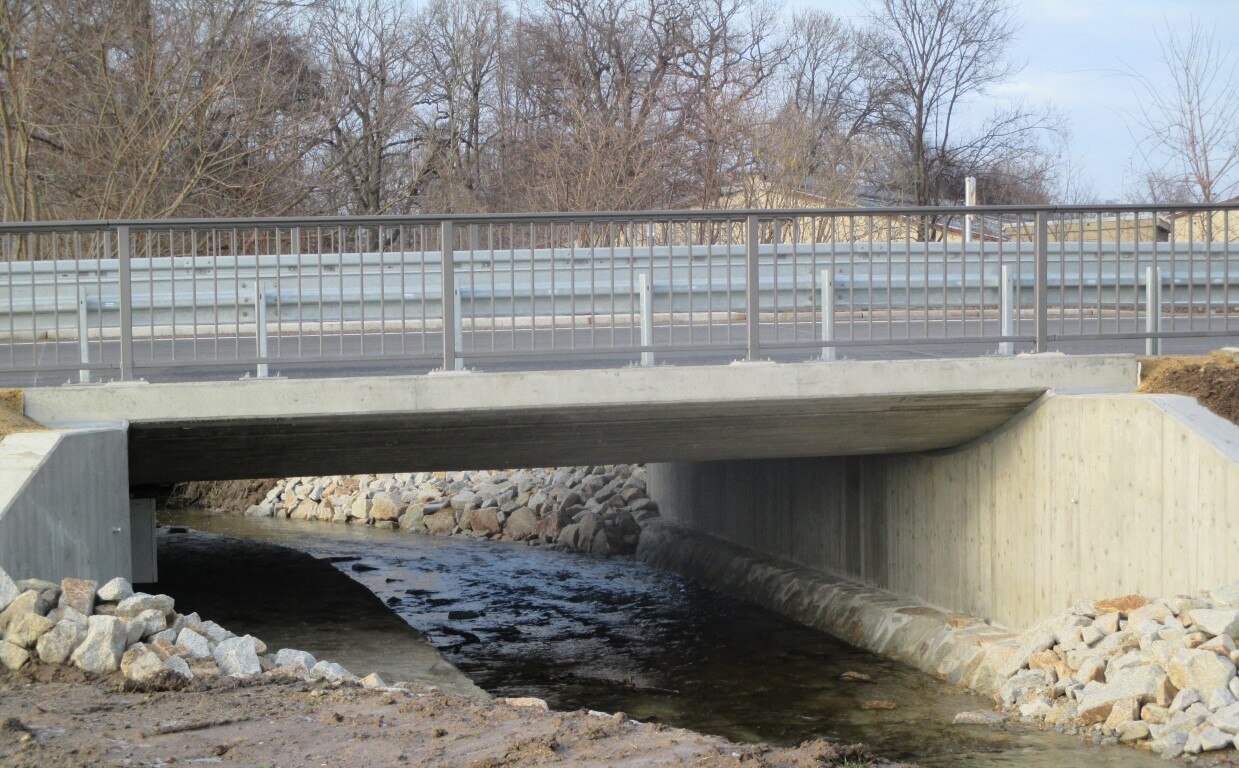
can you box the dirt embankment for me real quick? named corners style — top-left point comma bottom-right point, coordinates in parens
top-left (1138, 349), bottom-right (1239, 426)
top-left (168, 478), bottom-right (277, 512)
top-left (0, 389), bottom-right (43, 439)
top-left (0, 672), bottom-right (908, 768)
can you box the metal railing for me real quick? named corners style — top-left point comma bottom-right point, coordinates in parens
top-left (0, 203), bottom-right (1236, 385)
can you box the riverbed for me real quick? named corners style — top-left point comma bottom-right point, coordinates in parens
top-left (158, 510), bottom-right (1166, 767)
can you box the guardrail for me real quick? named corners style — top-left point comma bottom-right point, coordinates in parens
top-left (0, 203), bottom-right (1236, 384)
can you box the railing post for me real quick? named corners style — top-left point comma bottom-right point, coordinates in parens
top-left (999, 264), bottom-right (1014, 356)
top-left (820, 268), bottom-right (835, 361)
top-left (440, 221), bottom-right (456, 371)
top-left (255, 281), bottom-right (268, 378)
top-left (1034, 211), bottom-right (1048, 353)
top-left (1145, 265), bottom-right (1162, 356)
top-left (77, 287), bottom-right (91, 384)
top-left (745, 215), bottom-right (760, 360)
top-left (453, 289), bottom-right (464, 371)
top-left (116, 226), bottom-right (135, 381)
top-left (639, 272), bottom-right (653, 366)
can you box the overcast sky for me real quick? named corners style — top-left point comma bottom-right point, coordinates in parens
top-left (794, 0), bottom-right (1239, 201)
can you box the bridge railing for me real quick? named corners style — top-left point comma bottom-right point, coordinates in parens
top-left (0, 203), bottom-right (1236, 383)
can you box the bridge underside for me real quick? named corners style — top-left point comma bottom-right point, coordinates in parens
top-left (21, 355), bottom-right (1137, 485)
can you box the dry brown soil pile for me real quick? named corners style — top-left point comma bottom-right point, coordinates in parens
top-left (0, 389), bottom-right (42, 438)
top-left (0, 671), bottom-right (910, 768)
top-left (1138, 349), bottom-right (1239, 426)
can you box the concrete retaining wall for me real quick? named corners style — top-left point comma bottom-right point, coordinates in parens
top-left (0, 425), bottom-right (133, 582)
top-left (648, 392), bottom-right (1239, 631)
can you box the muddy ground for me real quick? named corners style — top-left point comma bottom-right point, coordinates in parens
top-left (0, 671), bottom-right (907, 768)
top-left (1139, 349), bottom-right (1239, 425)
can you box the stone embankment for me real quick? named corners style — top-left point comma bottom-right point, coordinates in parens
top-left (0, 566), bottom-right (374, 689)
top-left (238, 465), bottom-right (659, 556)
top-left (980, 585), bottom-right (1239, 759)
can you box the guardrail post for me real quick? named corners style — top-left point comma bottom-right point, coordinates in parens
top-left (77, 287), bottom-right (91, 384)
top-left (1145, 265), bottom-right (1162, 356)
top-left (255, 282), bottom-right (269, 378)
top-left (999, 265), bottom-right (1014, 355)
top-left (639, 272), bottom-right (653, 366)
top-left (819, 268), bottom-right (835, 361)
top-left (440, 221), bottom-right (456, 371)
top-left (453, 289), bottom-right (464, 371)
top-left (116, 226), bottom-right (135, 380)
top-left (1034, 211), bottom-right (1048, 353)
top-left (745, 216), bottom-right (760, 360)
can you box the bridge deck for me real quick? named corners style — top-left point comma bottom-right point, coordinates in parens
top-left (21, 355), bottom-right (1137, 484)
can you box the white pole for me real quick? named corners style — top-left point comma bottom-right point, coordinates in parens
top-left (453, 289), bottom-right (464, 370)
top-left (999, 264), bottom-right (1014, 355)
top-left (964, 176), bottom-right (977, 244)
top-left (77, 288), bottom-right (91, 384)
top-left (820, 268), bottom-right (835, 361)
top-left (255, 282), bottom-right (268, 378)
top-left (639, 272), bottom-right (653, 366)
top-left (1145, 266), bottom-right (1162, 356)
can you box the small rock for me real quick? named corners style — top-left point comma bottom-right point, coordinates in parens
top-left (309, 660), bottom-right (355, 682)
top-left (120, 644), bottom-right (166, 683)
top-left (0, 639), bottom-right (29, 670)
top-left (1116, 720), bottom-right (1150, 743)
top-left (859, 700), bottom-right (898, 710)
top-left (175, 628), bottom-right (211, 659)
top-left (360, 672), bottom-right (387, 690)
top-left (274, 648), bottom-right (316, 674)
top-left (1189, 609), bottom-right (1239, 640)
top-left (58, 578), bottom-right (97, 616)
top-left (953, 710), bottom-right (1007, 725)
top-left (499, 697), bottom-right (550, 711)
top-left (164, 655), bottom-right (193, 680)
top-left (1094, 595), bottom-right (1149, 615)
top-left (1195, 725), bottom-right (1234, 752)
top-left (96, 577), bottom-right (133, 603)
top-left (1172, 688), bottom-right (1202, 712)
top-left (840, 671), bottom-right (874, 683)
top-left (1168, 649), bottom-right (1236, 694)
top-left (115, 593), bottom-right (175, 618)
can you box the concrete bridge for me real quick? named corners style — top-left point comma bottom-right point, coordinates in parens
top-left (1, 203), bottom-right (1238, 636)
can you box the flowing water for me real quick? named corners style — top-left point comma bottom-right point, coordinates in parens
top-left (159, 510), bottom-right (1165, 767)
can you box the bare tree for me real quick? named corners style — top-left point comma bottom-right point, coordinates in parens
top-left (1129, 20), bottom-right (1239, 205)
top-left (865, 0), bottom-right (1058, 210)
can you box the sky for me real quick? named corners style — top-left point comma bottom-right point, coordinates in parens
top-left (792, 0), bottom-right (1239, 201)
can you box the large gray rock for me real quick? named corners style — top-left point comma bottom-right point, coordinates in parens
top-left (213, 635), bottom-right (261, 677)
top-left (996, 632), bottom-right (1056, 678)
top-left (0, 639), bottom-right (29, 670)
top-left (36, 620), bottom-right (86, 664)
top-left (164, 654), bottom-right (193, 680)
top-left (70, 615), bottom-right (128, 673)
top-left (116, 593), bottom-right (175, 618)
top-left (503, 507), bottom-right (538, 540)
top-left (0, 590), bottom-right (49, 633)
top-left (133, 608), bottom-right (168, 638)
top-left (0, 568), bottom-right (19, 613)
top-left (368, 492), bottom-right (405, 522)
top-left (4, 612), bottom-right (54, 648)
top-left (58, 578), bottom-right (97, 616)
top-left (1169, 649), bottom-right (1237, 694)
top-left (96, 577), bottom-right (133, 603)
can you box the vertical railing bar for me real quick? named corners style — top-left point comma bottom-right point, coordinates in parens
top-left (745, 215), bottom-right (760, 360)
top-left (1095, 215), bottom-right (1103, 336)
top-left (1034, 211), bottom-right (1048, 352)
top-left (1000, 264), bottom-right (1013, 355)
top-left (820, 267), bottom-right (835, 361)
top-left (117, 226), bottom-right (134, 380)
top-left (639, 271), bottom-right (653, 366)
top-left (440, 221), bottom-right (455, 370)
top-left (1188, 209), bottom-right (1196, 335)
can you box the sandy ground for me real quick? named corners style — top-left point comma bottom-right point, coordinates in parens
top-left (0, 671), bottom-right (908, 768)
top-left (0, 389), bottom-right (41, 438)
top-left (1139, 349), bottom-right (1239, 425)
